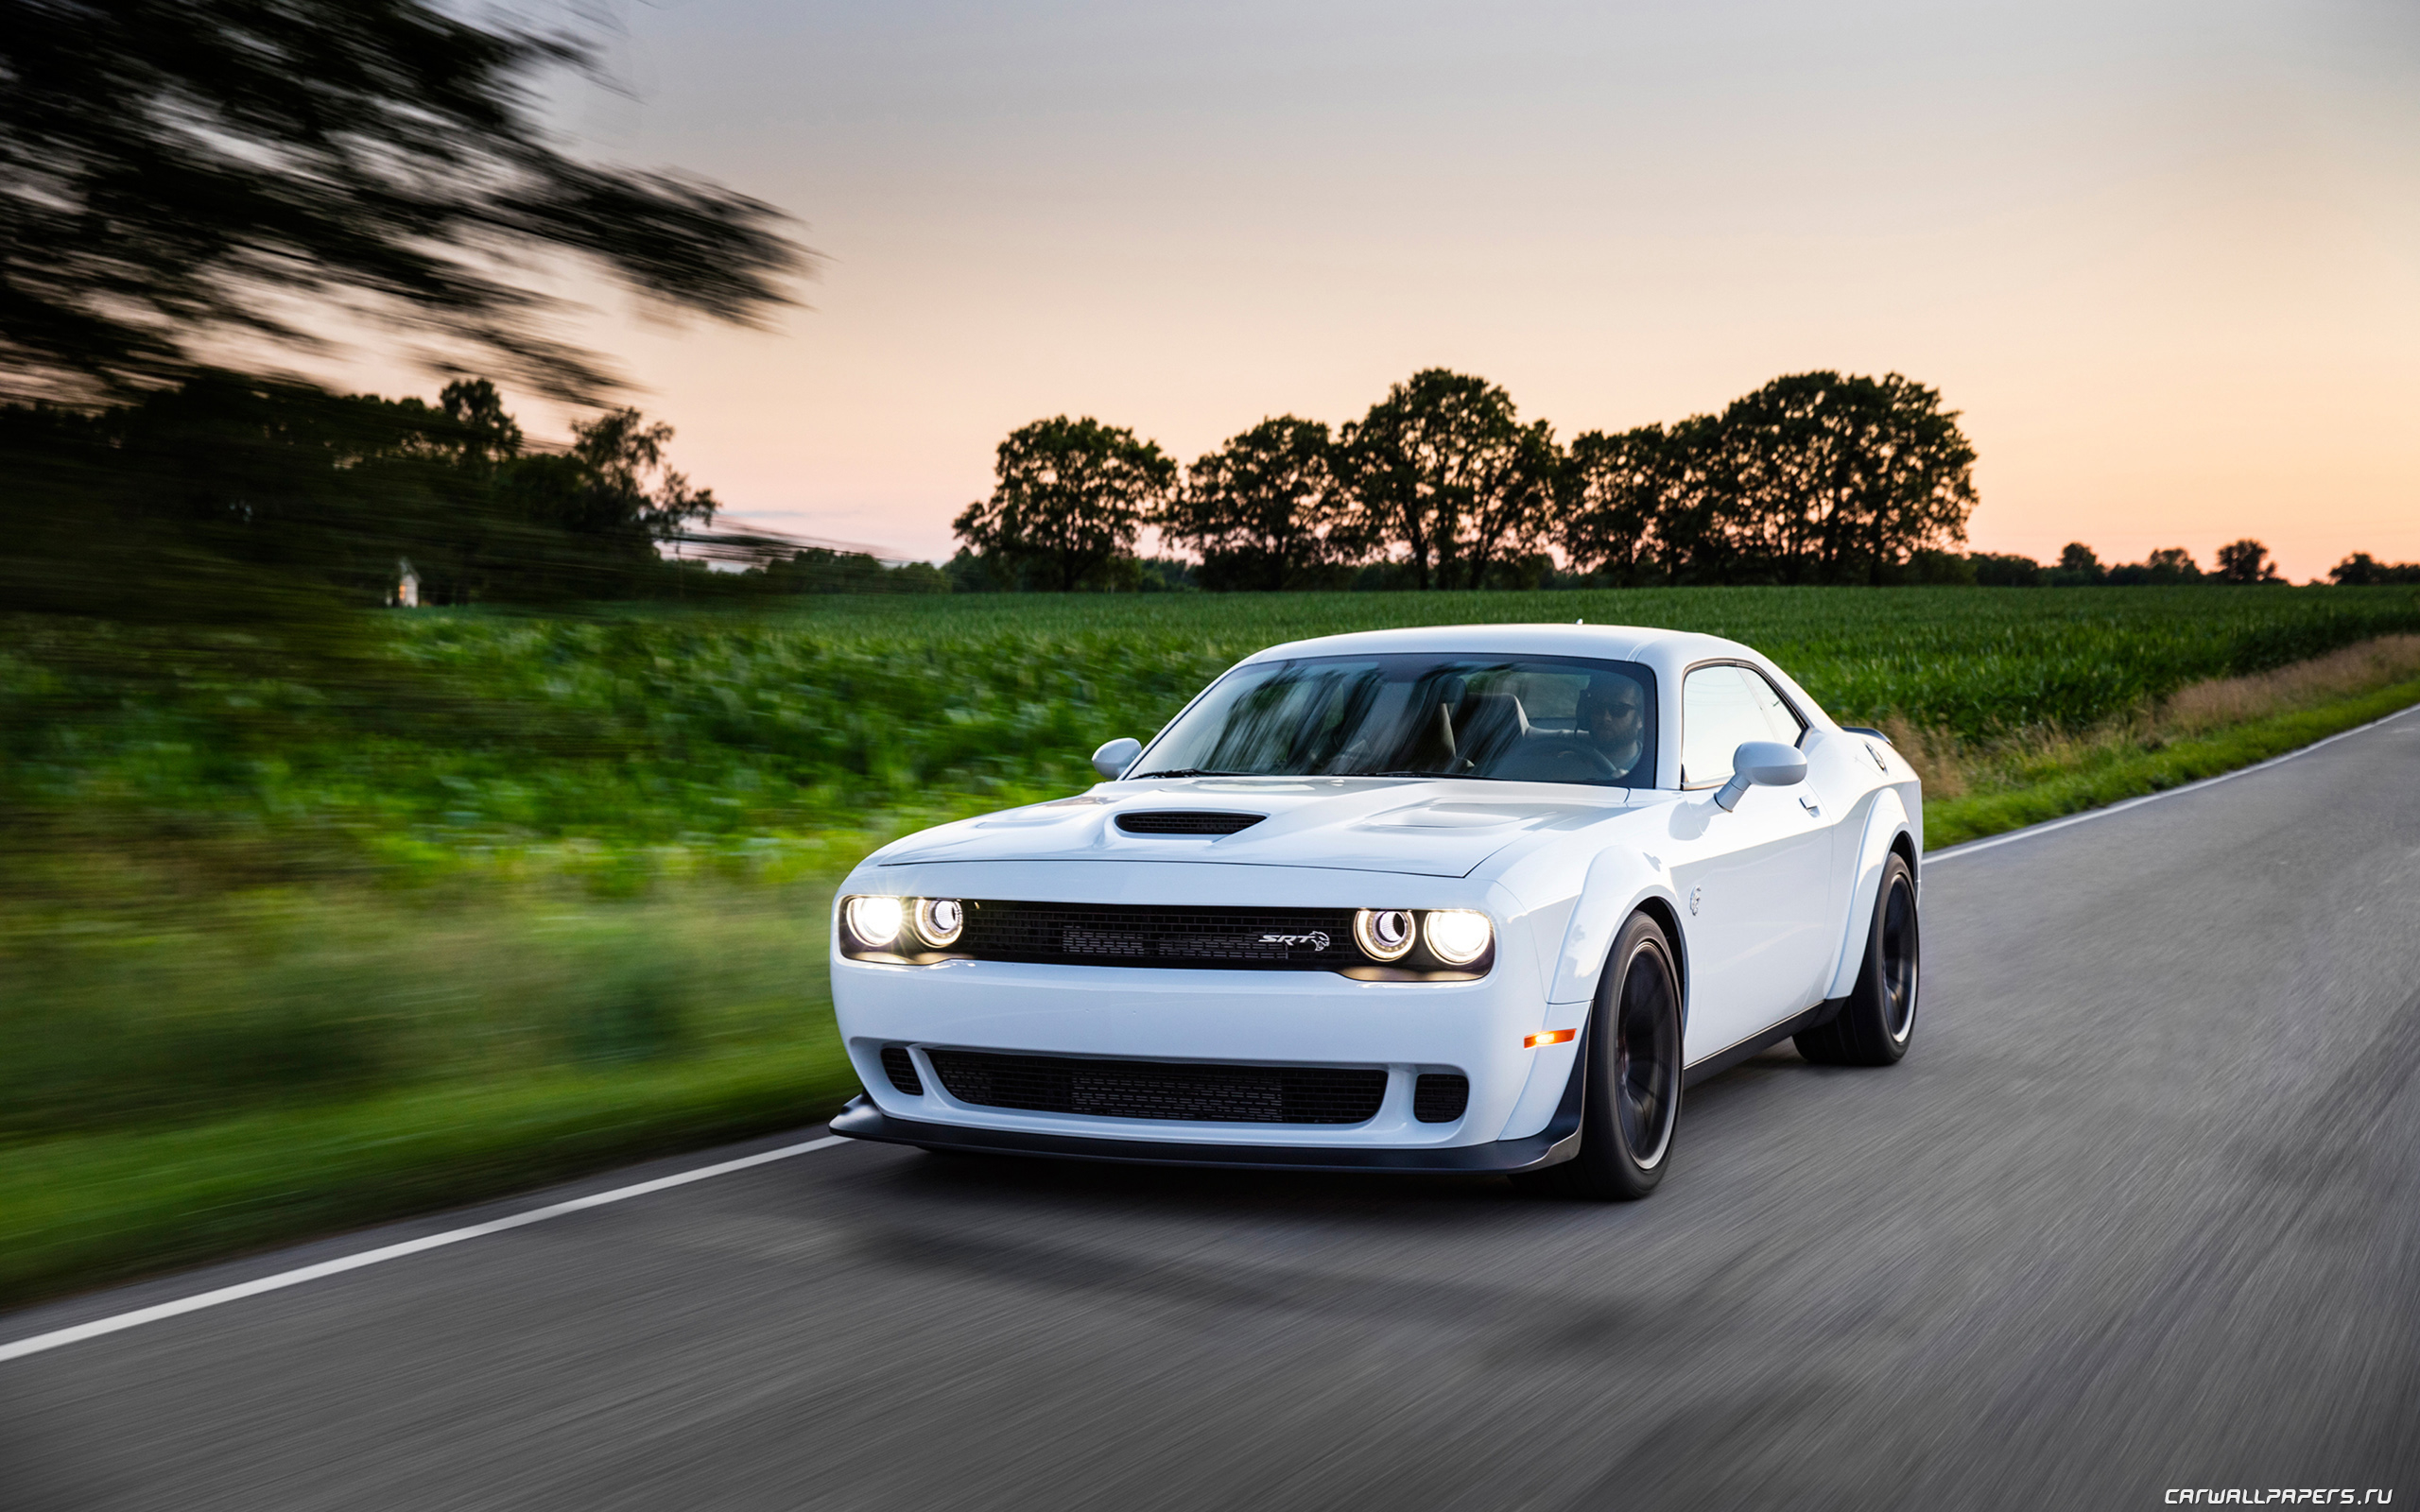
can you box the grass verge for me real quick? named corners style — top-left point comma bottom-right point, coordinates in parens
top-left (0, 1034), bottom-right (856, 1312)
top-left (1922, 638), bottom-right (2420, 847)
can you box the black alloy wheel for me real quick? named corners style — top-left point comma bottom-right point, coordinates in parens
top-left (1515, 910), bottom-right (1683, 1200)
top-left (1796, 850), bottom-right (1920, 1067)
top-left (1611, 934), bottom-right (1680, 1168)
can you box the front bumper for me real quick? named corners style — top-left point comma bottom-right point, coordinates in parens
top-left (829, 860), bottom-right (1583, 1155)
top-left (835, 957), bottom-right (1578, 1152)
top-left (829, 1059), bottom-right (1583, 1174)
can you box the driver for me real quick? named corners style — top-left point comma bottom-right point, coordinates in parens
top-left (1578, 677), bottom-right (1647, 775)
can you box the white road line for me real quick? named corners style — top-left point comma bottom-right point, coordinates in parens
top-left (0, 1134), bottom-right (849, 1366)
top-left (1929, 699), bottom-right (2420, 864)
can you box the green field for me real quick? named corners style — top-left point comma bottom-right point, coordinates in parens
top-left (14, 585), bottom-right (2420, 873)
top-left (7, 584), bottom-right (2420, 1307)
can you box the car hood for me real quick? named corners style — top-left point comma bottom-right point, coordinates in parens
top-left (868, 777), bottom-right (1637, 879)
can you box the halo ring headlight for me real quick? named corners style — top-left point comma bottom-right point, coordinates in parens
top-left (1354, 908), bottom-right (1416, 963)
top-left (844, 895), bottom-right (905, 949)
top-left (1421, 909), bottom-right (1493, 966)
top-left (913, 897), bottom-right (965, 949)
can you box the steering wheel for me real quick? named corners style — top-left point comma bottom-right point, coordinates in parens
top-left (1493, 736), bottom-right (1619, 782)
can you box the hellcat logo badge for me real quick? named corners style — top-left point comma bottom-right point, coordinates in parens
top-left (1259, 932), bottom-right (1332, 950)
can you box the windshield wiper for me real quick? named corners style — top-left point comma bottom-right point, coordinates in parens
top-left (1130, 767), bottom-right (1255, 780)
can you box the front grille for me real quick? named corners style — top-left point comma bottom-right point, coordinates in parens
top-left (1115, 810), bottom-right (1266, 835)
top-left (958, 902), bottom-right (1357, 971)
top-left (1413, 1073), bottom-right (1470, 1123)
top-left (925, 1050), bottom-right (1387, 1125)
top-left (880, 1046), bottom-right (923, 1096)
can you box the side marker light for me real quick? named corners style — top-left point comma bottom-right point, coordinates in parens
top-left (1525, 1029), bottom-right (1577, 1048)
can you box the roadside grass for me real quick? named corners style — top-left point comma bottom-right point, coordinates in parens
top-left (0, 1033), bottom-right (855, 1309)
top-left (1917, 636), bottom-right (2420, 847)
top-left (0, 879), bottom-right (856, 1310)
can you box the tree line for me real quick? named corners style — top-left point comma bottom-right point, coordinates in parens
top-left (1965, 541), bottom-right (2418, 589)
top-left (6, 375), bottom-right (747, 616)
top-left (952, 368), bottom-right (1982, 592)
top-left (950, 369), bottom-right (2413, 593)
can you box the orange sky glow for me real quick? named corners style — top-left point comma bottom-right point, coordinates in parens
top-left (328, 0), bottom-right (2420, 581)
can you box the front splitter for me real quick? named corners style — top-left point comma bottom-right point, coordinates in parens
top-left (828, 1091), bottom-right (1582, 1175)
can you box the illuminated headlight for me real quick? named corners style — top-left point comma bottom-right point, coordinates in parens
top-left (1354, 908), bottom-right (1415, 962)
top-left (911, 897), bottom-right (964, 949)
top-left (1421, 909), bottom-right (1493, 966)
top-left (843, 895), bottom-right (905, 949)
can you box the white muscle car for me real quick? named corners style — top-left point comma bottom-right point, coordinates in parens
top-left (828, 624), bottom-right (1923, 1198)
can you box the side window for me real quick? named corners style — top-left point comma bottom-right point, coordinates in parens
top-left (1680, 666), bottom-right (1766, 786)
top-left (1743, 668), bottom-right (1806, 744)
top-left (1680, 664), bottom-right (1806, 786)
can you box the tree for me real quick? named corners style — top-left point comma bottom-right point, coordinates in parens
top-left (2046, 542), bottom-right (2106, 586)
top-left (1967, 552), bottom-right (2044, 587)
top-left (952, 417), bottom-right (1175, 592)
top-left (1558, 418), bottom-right (1731, 584)
top-left (2107, 547), bottom-right (2202, 586)
top-left (565, 408), bottom-right (718, 546)
top-left (2327, 552), bottom-right (2420, 586)
top-left (1717, 372), bottom-right (1978, 584)
top-left (1338, 369), bottom-right (1556, 591)
top-left (2, 0), bottom-right (806, 404)
top-left (1160, 417), bottom-right (1353, 591)
top-left (2213, 539), bottom-right (2283, 584)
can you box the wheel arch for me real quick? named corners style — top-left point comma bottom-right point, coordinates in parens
top-left (1629, 893), bottom-right (1689, 1032)
top-left (1547, 846), bottom-right (1686, 1015)
top-left (1823, 787), bottom-right (1915, 1002)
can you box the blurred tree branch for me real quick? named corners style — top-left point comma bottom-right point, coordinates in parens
top-left (0, 0), bottom-right (812, 404)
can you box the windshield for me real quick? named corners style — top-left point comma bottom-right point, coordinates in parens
top-left (1134, 654), bottom-right (1657, 787)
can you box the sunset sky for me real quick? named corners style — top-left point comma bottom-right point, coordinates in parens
top-left (354, 0), bottom-right (2420, 579)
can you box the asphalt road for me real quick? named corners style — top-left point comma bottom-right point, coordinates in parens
top-left (8, 713), bottom-right (2420, 1511)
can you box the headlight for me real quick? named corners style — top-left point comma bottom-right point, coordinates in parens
top-left (843, 895), bottom-right (905, 949)
top-left (1421, 909), bottom-right (1493, 966)
top-left (1354, 908), bottom-right (1415, 962)
top-left (911, 897), bottom-right (964, 948)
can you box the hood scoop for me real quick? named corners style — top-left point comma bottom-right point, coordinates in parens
top-left (1115, 810), bottom-right (1267, 836)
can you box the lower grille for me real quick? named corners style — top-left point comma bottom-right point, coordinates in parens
top-left (925, 1050), bottom-right (1387, 1125)
top-left (1413, 1073), bottom-right (1470, 1123)
top-left (880, 1046), bottom-right (923, 1096)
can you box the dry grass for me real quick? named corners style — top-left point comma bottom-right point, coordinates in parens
top-left (1876, 713), bottom-right (1971, 799)
top-left (1883, 635), bottom-right (2420, 800)
top-left (2156, 634), bottom-right (2420, 735)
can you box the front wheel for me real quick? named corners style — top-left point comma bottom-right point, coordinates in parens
top-left (1515, 911), bottom-right (1683, 1201)
top-left (1796, 850), bottom-right (1920, 1067)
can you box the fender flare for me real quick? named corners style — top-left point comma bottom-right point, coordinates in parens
top-left (1506, 894), bottom-right (1676, 1156)
top-left (1823, 786), bottom-right (1913, 1001)
top-left (1547, 846), bottom-right (1687, 1023)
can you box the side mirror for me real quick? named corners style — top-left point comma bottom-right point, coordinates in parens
top-left (1713, 740), bottom-right (1806, 812)
top-left (1091, 737), bottom-right (1142, 781)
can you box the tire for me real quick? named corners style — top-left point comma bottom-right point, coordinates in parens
top-left (1514, 911), bottom-right (1684, 1201)
top-left (1796, 850), bottom-right (1920, 1067)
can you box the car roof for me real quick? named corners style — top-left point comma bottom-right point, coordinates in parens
top-left (1245, 623), bottom-right (1749, 679)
